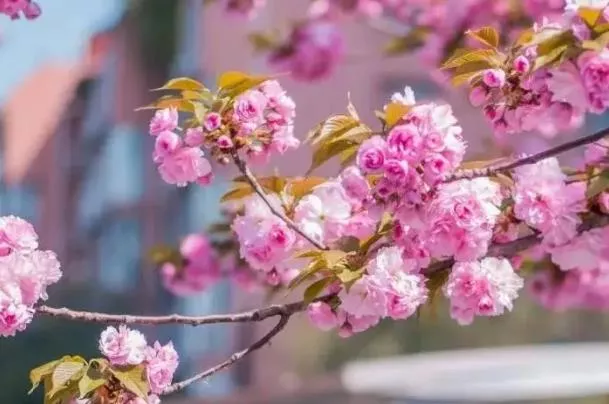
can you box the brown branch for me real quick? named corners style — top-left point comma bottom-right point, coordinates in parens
top-left (447, 126), bottom-right (609, 182)
top-left (231, 152), bottom-right (328, 250)
top-left (163, 312), bottom-right (291, 395)
top-left (36, 295), bottom-right (329, 326)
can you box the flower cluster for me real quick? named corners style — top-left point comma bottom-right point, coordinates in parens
top-left (309, 246), bottom-right (428, 336)
top-left (461, 2), bottom-right (609, 141)
top-left (148, 80), bottom-right (298, 187)
top-left (513, 157), bottom-right (586, 247)
top-left (0, 216), bottom-right (61, 337)
top-left (357, 91), bottom-right (466, 212)
top-left (149, 108), bottom-right (213, 187)
top-left (444, 257), bottom-right (524, 325)
top-left (233, 195), bottom-right (300, 286)
top-left (99, 325), bottom-right (179, 400)
top-left (0, 0), bottom-right (41, 20)
top-left (226, 80), bottom-right (299, 162)
top-left (160, 234), bottom-right (221, 296)
top-left (269, 19), bottom-right (345, 82)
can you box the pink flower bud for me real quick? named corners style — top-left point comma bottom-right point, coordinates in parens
top-left (24, 1), bottom-right (41, 19)
top-left (203, 112), bottom-right (222, 132)
top-left (482, 69), bottom-right (506, 88)
top-left (513, 55), bottom-right (530, 74)
top-left (216, 135), bottom-right (234, 149)
top-left (468, 86), bottom-right (488, 107)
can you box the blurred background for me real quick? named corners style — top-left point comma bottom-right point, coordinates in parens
top-left (2, 0), bottom-right (609, 403)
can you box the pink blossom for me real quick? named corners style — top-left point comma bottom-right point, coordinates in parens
top-left (307, 301), bottom-right (341, 330)
top-left (513, 158), bottom-right (586, 247)
top-left (424, 178), bottom-right (502, 261)
top-left (270, 19), bottom-right (344, 81)
top-left (233, 90), bottom-right (267, 124)
top-left (99, 325), bottom-right (147, 366)
top-left (357, 136), bottom-right (387, 173)
top-left (153, 131), bottom-right (182, 162)
top-left (469, 86), bottom-right (489, 107)
top-left (145, 341), bottom-right (179, 394)
top-left (578, 49), bottom-right (609, 114)
top-left (224, 0), bottom-right (266, 19)
top-left (0, 299), bottom-right (33, 337)
top-left (294, 181), bottom-right (352, 244)
top-left (513, 56), bottom-right (530, 74)
top-left (184, 127), bottom-right (204, 147)
top-left (0, 215), bottom-right (38, 256)
top-left (444, 258), bottom-right (524, 325)
top-left (217, 135), bottom-right (234, 149)
top-left (482, 69), bottom-right (506, 88)
top-left (339, 166), bottom-right (371, 208)
top-left (386, 124), bottom-right (422, 162)
top-left (339, 247), bottom-right (427, 321)
top-left (585, 140), bottom-right (609, 165)
top-left (161, 234), bottom-right (221, 296)
top-left (149, 108), bottom-right (178, 136)
top-left (390, 86), bottom-right (416, 106)
top-left (0, 0), bottom-right (41, 19)
top-left (157, 147), bottom-right (212, 187)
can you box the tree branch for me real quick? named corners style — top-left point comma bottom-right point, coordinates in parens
top-left (36, 295), bottom-right (330, 326)
top-left (231, 152), bottom-right (328, 250)
top-left (447, 126), bottom-right (609, 182)
top-left (162, 312), bottom-right (291, 395)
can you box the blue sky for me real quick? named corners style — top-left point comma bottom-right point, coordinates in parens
top-left (0, 0), bottom-right (124, 103)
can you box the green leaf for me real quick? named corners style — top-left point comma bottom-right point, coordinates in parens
top-left (346, 92), bottom-right (360, 121)
top-left (383, 28), bottom-right (427, 56)
top-left (442, 49), bottom-right (500, 70)
top-left (248, 31), bottom-right (279, 52)
top-left (288, 258), bottom-right (327, 289)
top-left (286, 177), bottom-right (327, 200)
top-left (208, 222), bottom-right (232, 234)
top-left (515, 28), bottom-right (534, 46)
top-left (533, 44), bottom-right (569, 71)
top-left (29, 360), bottom-right (61, 394)
top-left (136, 96), bottom-right (194, 112)
top-left (294, 250), bottom-right (324, 259)
top-left (217, 70), bottom-right (269, 99)
top-left (192, 101), bottom-right (207, 124)
top-left (384, 102), bottom-right (411, 128)
top-left (449, 60), bottom-right (493, 87)
top-left (466, 26), bottom-right (499, 48)
top-left (586, 169), bottom-right (609, 198)
top-left (148, 244), bottom-right (181, 266)
top-left (220, 184), bottom-right (255, 202)
top-left (48, 357), bottom-right (87, 397)
top-left (153, 77), bottom-right (204, 92)
top-left (305, 115), bottom-right (359, 145)
top-left (78, 363), bottom-right (106, 399)
top-left (579, 7), bottom-right (603, 28)
top-left (536, 30), bottom-right (575, 56)
top-left (336, 267), bottom-right (365, 286)
top-left (109, 364), bottom-right (149, 399)
top-left (303, 277), bottom-right (334, 303)
top-left (309, 139), bottom-right (359, 174)
top-left (323, 250), bottom-right (349, 268)
top-left (339, 144), bottom-right (359, 168)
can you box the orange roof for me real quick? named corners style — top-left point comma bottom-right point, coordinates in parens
top-left (1, 62), bottom-right (85, 184)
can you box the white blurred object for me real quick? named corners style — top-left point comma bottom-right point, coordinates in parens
top-left (341, 343), bottom-right (609, 402)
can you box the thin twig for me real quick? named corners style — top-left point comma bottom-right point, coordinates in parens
top-left (36, 295), bottom-right (330, 326)
top-left (163, 313), bottom-right (291, 394)
top-left (231, 152), bottom-right (328, 250)
top-left (447, 126), bottom-right (609, 182)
